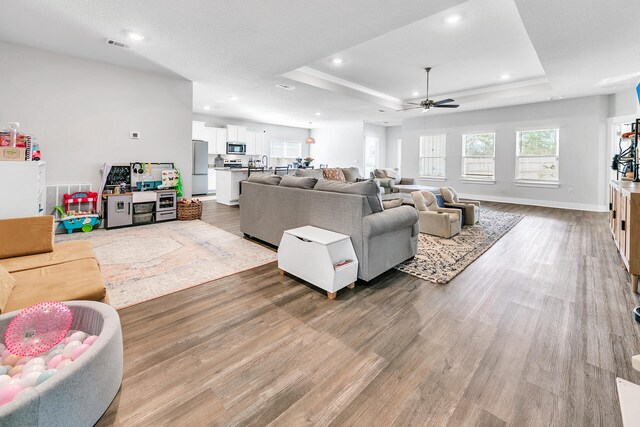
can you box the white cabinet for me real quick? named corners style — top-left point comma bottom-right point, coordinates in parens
top-left (214, 128), bottom-right (227, 154)
top-left (0, 161), bottom-right (46, 219)
top-left (203, 127), bottom-right (216, 154)
top-left (208, 169), bottom-right (216, 192)
top-left (216, 169), bottom-right (248, 206)
top-left (246, 131), bottom-right (257, 155)
top-left (226, 125), bottom-right (247, 143)
top-left (192, 121), bottom-right (206, 140)
top-left (255, 132), bottom-right (265, 155)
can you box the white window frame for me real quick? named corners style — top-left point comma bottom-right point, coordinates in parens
top-left (514, 129), bottom-right (560, 188)
top-left (364, 136), bottom-right (380, 177)
top-left (418, 134), bottom-right (447, 181)
top-left (461, 132), bottom-right (496, 184)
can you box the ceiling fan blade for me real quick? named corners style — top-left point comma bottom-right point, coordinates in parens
top-left (397, 106), bottom-right (423, 111)
top-left (405, 102), bottom-right (421, 106)
top-left (434, 98), bottom-right (455, 105)
top-left (433, 104), bottom-right (459, 108)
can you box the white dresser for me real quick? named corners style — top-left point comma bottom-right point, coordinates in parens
top-left (0, 161), bottom-right (46, 219)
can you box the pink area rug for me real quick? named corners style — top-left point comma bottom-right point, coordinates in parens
top-left (56, 220), bottom-right (276, 309)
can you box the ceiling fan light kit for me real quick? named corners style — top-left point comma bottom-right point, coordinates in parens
top-left (398, 67), bottom-right (460, 112)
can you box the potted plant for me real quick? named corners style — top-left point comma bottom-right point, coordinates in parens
top-left (303, 156), bottom-right (314, 167)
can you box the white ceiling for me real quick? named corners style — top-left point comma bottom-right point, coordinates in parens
top-left (0, 0), bottom-right (639, 128)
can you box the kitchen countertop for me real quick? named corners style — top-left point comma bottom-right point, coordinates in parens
top-left (214, 167), bottom-right (274, 172)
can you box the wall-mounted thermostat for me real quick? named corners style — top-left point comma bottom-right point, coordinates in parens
top-left (130, 131), bottom-right (140, 139)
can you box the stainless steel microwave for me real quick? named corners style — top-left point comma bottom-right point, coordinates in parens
top-left (227, 142), bottom-right (246, 155)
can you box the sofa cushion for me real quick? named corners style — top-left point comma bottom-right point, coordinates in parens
top-left (4, 258), bottom-right (106, 313)
top-left (294, 168), bottom-right (325, 180)
top-left (246, 173), bottom-right (282, 185)
top-left (279, 175), bottom-right (317, 189)
top-left (314, 180), bottom-right (383, 213)
top-left (0, 240), bottom-right (96, 274)
top-left (382, 198), bottom-right (404, 210)
top-left (0, 216), bottom-right (54, 259)
top-left (440, 187), bottom-right (457, 203)
top-left (373, 168), bottom-right (401, 185)
top-left (0, 265), bottom-right (16, 314)
top-left (322, 168), bottom-right (346, 181)
top-left (341, 167), bottom-right (362, 183)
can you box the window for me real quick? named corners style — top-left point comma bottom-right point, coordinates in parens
top-left (364, 136), bottom-right (379, 177)
top-left (515, 129), bottom-right (559, 182)
top-left (270, 140), bottom-right (302, 163)
top-left (396, 138), bottom-right (402, 170)
top-left (462, 133), bottom-right (495, 181)
top-left (419, 135), bottom-right (446, 179)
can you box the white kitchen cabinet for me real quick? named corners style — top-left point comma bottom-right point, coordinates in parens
top-left (0, 161), bottom-right (46, 219)
top-left (208, 169), bottom-right (216, 192)
top-left (214, 128), bottom-right (227, 154)
top-left (216, 169), bottom-right (247, 206)
top-left (246, 131), bottom-right (257, 155)
top-left (255, 132), bottom-right (265, 155)
top-left (226, 125), bottom-right (247, 143)
top-left (192, 121), bottom-right (206, 140)
top-left (204, 127), bottom-right (216, 154)
top-left (270, 140), bottom-right (285, 157)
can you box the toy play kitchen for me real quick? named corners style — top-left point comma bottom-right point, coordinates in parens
top-left (102, 162), bottom-right (179, 229)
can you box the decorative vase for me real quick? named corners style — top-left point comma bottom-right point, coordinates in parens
top-left (304, 161), bottom-right (311, 167)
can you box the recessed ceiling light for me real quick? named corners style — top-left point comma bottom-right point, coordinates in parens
top-left (315, 112), bottom-right (321, 116)
top-left (203, 105), bottom-right (211, 110)
top-left (445, 15), bottom-right (461, 24)
top-left (127, 31), bottom-right (145, 41)
top-left (500, 74), bottom-right (511, 80)
top-left (412, 91), bottom-right (420, 97)
top-left (332, 58), bottom-right (344, 65)
top-left (229, 96), bottom-right (239, 101)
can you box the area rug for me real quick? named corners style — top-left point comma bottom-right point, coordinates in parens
top-left (395, 210), bottom-right (524, 284)
top-left (56, 220), bottom-right (276, 308)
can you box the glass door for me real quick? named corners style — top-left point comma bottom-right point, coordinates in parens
top-left (364, 137), bottom-right (379, 177)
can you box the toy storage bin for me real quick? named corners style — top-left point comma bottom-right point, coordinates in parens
top-left (133, 202), bottom-right (155, 214)
top-left (133, 212), bottom-right (153, 224)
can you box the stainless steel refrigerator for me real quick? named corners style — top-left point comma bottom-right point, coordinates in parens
top-left (192, 140), bottom-right (209, 195)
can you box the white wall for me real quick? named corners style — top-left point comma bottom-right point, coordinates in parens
top-left (608, 88), bottom-right (640, 118)
top-left (386, 126), bottom-right (402, 169)
top-left (0, 41), bottom-right (194, 196)
top-left (402, 96), bottom-right (610, 211)
top-left (310, 121), bottom-right (365, 171)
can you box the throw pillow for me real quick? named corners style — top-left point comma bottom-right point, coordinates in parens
top-left (314, 180), bottom-right (383, 213)
top-left (322, 168), bottom-right (346, 181)
top-left (294, 168), bottom-right (325, 180)
top-left (279, 175), bottom-right (317, 189)
top-left (0, 265), bottom-right (16, 314)
top-left (0, 216), bottom-right (54, 260)
top-left (341, 167), bottom-right (362, 183)
top-left (440, 187), bottom-right (455, 203)
top-left (382, 198), bottom-right (404, 209)
top-left (246, 173), bottom-right (282, 185)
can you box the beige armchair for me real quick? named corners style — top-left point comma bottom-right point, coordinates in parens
top-left (371, 168), bottom-right (415, 194)
top-left (411, 191), bottom-right (461, 238)
top-left (440, 187), bottom-right (481, 225)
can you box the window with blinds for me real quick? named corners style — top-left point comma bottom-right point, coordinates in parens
top-left (462, 132), bottom-right (496, 181)
top-left (419, 134), bottom-right (446, 178)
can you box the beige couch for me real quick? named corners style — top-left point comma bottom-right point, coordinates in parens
top-left (0, 216), bottom-right (107, 313)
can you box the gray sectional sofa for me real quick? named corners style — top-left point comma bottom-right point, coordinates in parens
top-left (239, 176), bottom-right (419, 281)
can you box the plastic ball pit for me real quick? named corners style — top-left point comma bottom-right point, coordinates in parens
top-left (0, 301), bottom-right (123, 426)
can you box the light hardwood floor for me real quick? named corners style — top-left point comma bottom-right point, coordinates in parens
top-left (97, 201), bottom-right (640, 426)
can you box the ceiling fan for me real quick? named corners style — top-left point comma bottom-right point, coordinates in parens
top-left (398, 67), bottom-right (459, 112)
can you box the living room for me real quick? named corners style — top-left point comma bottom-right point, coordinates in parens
top-left (0, 0), bottom-right (640, 425)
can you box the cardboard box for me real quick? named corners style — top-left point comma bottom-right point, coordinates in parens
top-left (0, 147), bottom-right (26, 161)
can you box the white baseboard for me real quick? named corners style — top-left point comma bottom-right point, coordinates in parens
top-left (457, 192), bottom-right (607, 212)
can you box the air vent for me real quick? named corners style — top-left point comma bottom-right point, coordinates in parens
top-left (275, 83), bottom-right (295, 91)
top-left (106, 39), bottom-right (129, 49)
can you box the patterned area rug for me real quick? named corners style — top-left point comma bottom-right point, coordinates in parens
top-left (395, 210), bottom-right (524, 284)
top-left (56, 220), bottom-right (276, 308)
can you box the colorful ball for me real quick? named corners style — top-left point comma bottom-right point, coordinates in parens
top-left (56, 359), bottom-right (72, 370)
top-left (8, 365), bottom-right (23, 377)
top-left (83, 335), bottom-right (98, 346)
top-left (0, 375), bottom-right (10, 387)
top-left (67, 331), bottom-right (87, 343)
top-left (2, 354), bottom-right (20, 367)
top-left (0, 385), bottom-right (22, 406)
top-left (20, 371), bottom-right (41, 388)
top-left (35, 369), bottom-right (57, 386)
top-left (47, 355), bottom-right (64, 370)
top-left (71, 344), bottom-right (90, 361)
top-left (62, 341), bottom-right (81, 358)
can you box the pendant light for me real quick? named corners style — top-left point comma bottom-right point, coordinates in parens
top-left (306, 121), bottom-right (315, 144)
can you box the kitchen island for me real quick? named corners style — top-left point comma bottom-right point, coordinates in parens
top-left (215, 168), bottom-right (249, 206)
